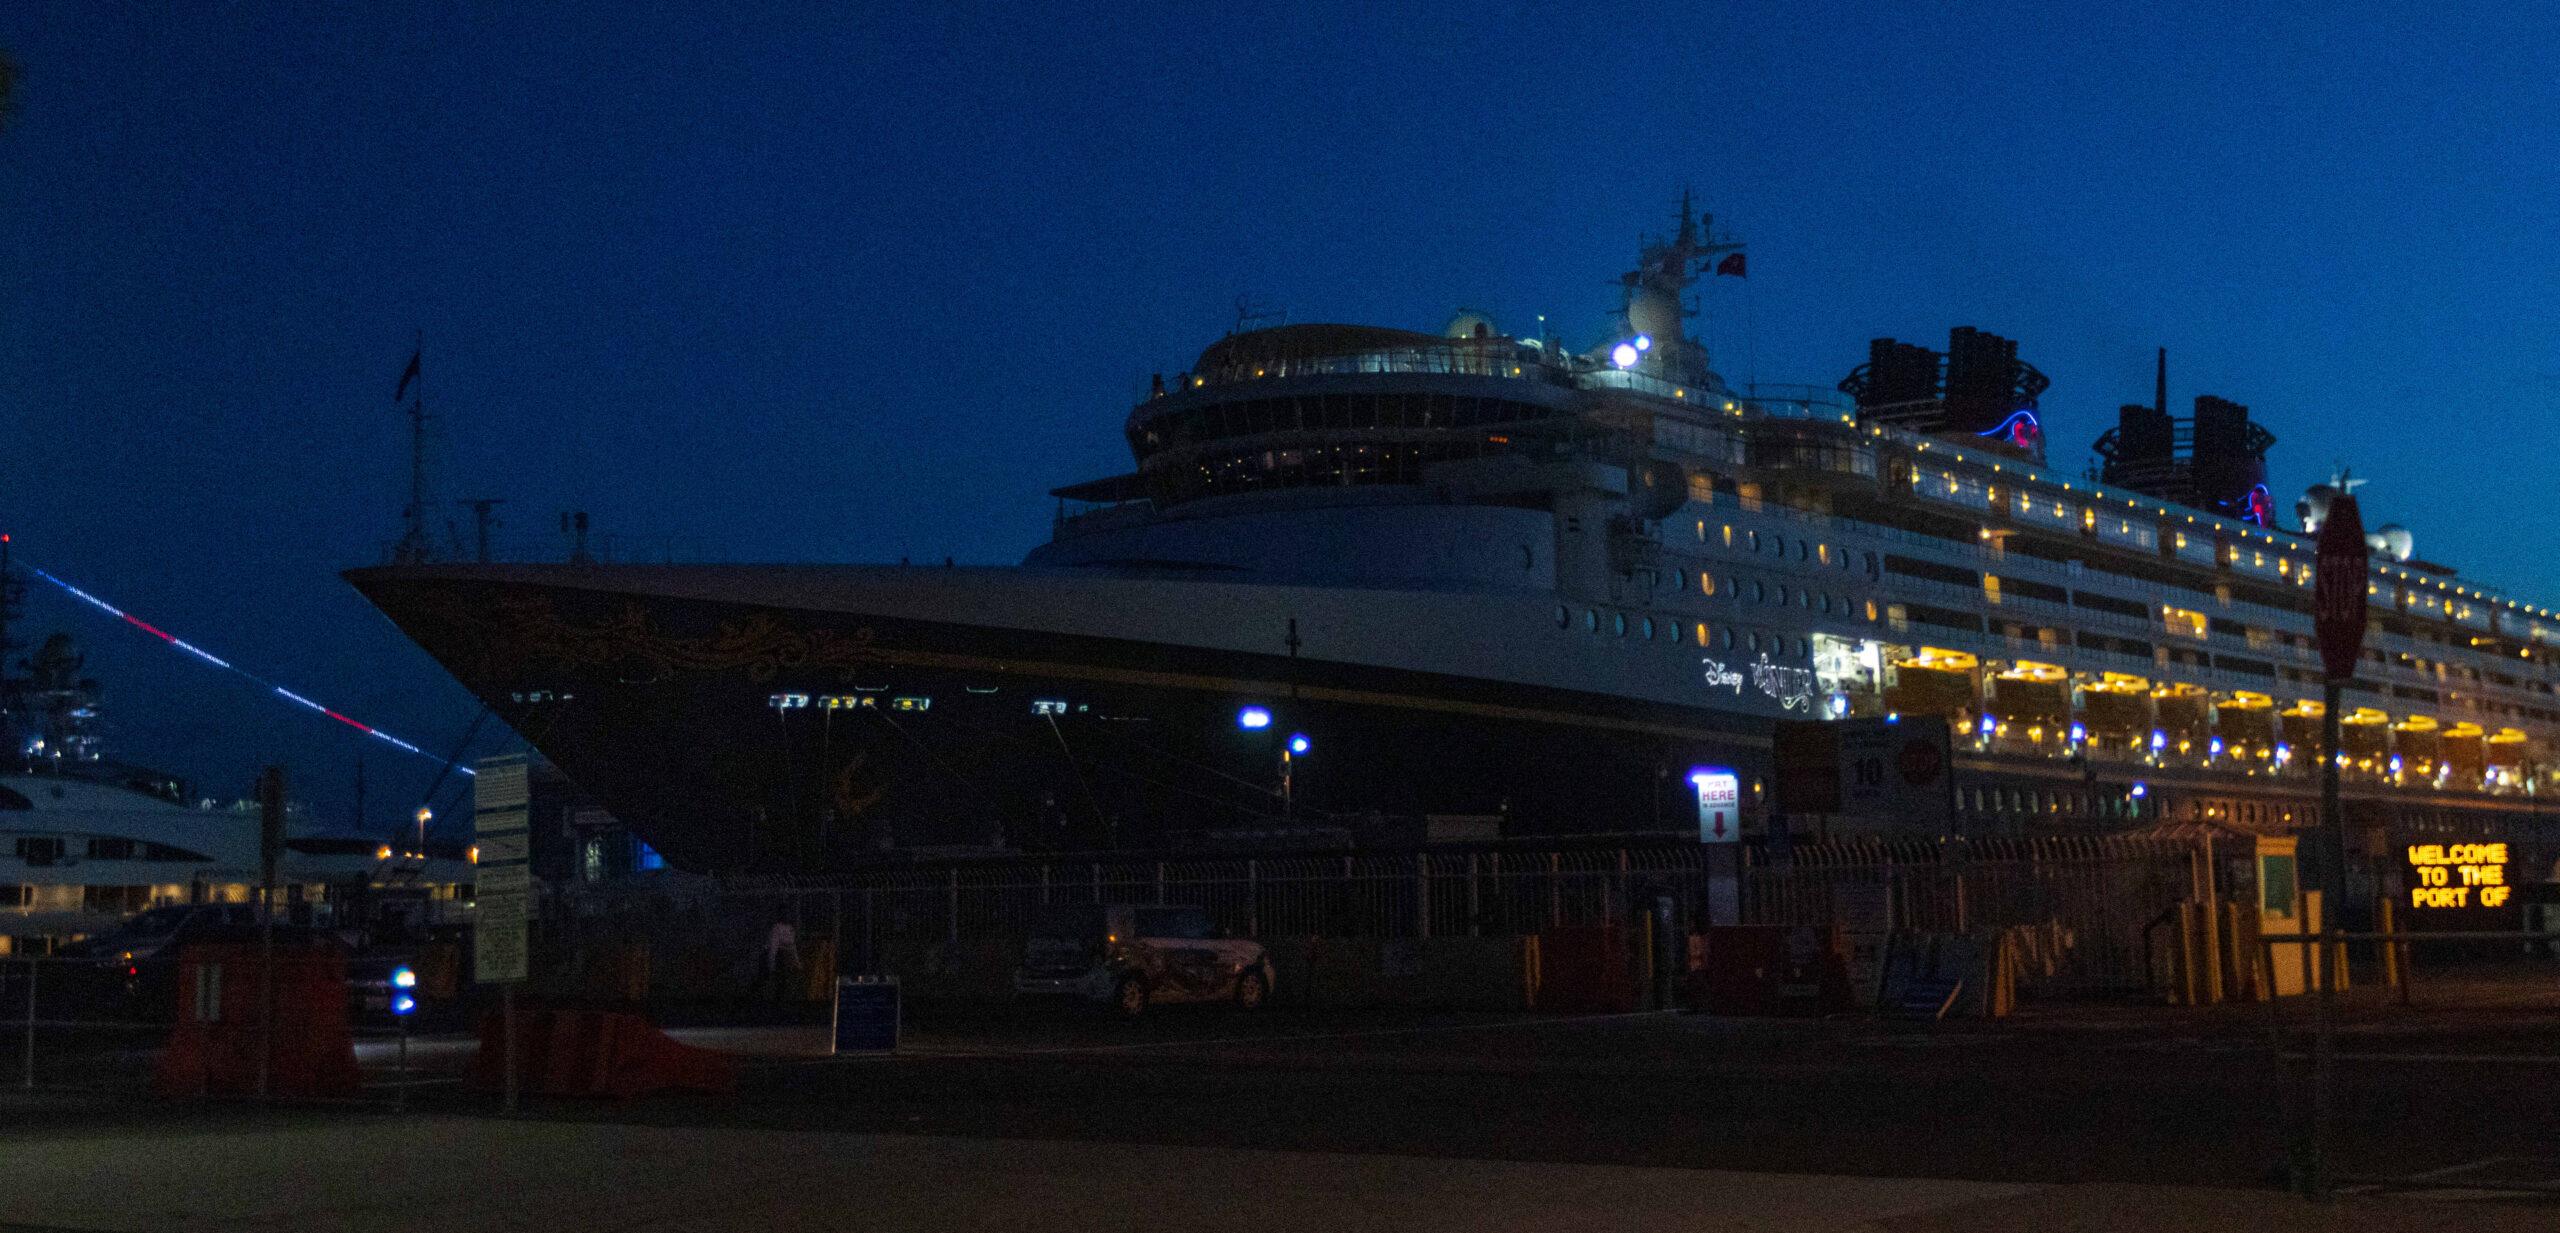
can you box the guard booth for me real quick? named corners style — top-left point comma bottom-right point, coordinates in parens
top-left (2257, 836), bottom-right (2308, 996)
top-left (2255, 835), bottom-right (2339, 997)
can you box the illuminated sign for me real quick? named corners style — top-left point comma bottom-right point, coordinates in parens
top-left (1699, 659), bottom-right (1743, 692)
top-left (1690, 768), bottom-right (1740, 843)
top-left (769, 693), bottom-right (885, 711)
top-left (1700, 654), bottom-right (1816, 711)
top-left (2406, 842), bottom-right (2510, 910)
top-left (1750, 654), bottom-right (1816, 711)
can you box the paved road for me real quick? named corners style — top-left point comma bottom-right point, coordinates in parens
top-left (16, 982), bottom-right (2560, 1228)
top-left (4, 1101), bottom-right (2556, 1233)
top-left (381, 996), bottom-right (2560, 1194)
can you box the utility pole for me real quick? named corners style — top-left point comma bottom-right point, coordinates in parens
top-left (254, 766), bottom-right (285, 1102)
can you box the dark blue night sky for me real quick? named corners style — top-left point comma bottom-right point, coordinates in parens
top-left (3, 3), bottom-right (2557, 835)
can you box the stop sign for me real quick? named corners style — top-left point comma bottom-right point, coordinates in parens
top-left (2314, 494), bottom-right (2370, 682)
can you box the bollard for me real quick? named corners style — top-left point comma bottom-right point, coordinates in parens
top-left (21, 959), bottom-right (33, 1090)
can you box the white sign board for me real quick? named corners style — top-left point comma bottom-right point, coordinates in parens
top-left (1692, 768), bottom-right (1742, 844)
top-left (1835, 719), bottom-right (1954, 832)
top-left (472, 754), bottom-right (532, 984)
top-left (1834, 881), bottom-right (1895, 1010)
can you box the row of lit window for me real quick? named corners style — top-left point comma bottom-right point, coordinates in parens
top-left (1806, 415), bottom-right (2560, 631)
top-left (1550, 605), bottom-right (1816, 661)
top-left (1692, 521), bottom-right (1867, 575)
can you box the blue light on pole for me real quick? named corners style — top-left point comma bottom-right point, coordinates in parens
top-left (391, 965), bottom-right (418, 990)
top-left (1288, 733), bottom-right (1310, 755)
top-left (1237, 706), bottom-right (1271, 730)
top-left (392, 993), bottom-right (417, 1016)
top-left (2130, 781), bottom-right (2148, 799)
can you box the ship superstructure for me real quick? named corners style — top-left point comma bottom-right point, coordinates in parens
top-left (347, 204), bottom-right (2560, 873)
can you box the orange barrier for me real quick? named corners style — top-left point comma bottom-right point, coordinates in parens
top-left (154, 941), bottom-right (361, 1099)
top-left (1692, 925), bottom-right (1850, 1016)
top-left (1532, 926), bottom-right (1633, 1012)
top-left (467, 1007), bottom-right (736, 1099)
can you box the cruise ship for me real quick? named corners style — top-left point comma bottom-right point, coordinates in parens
top-left (347, 204), bottom-right (2560, 874)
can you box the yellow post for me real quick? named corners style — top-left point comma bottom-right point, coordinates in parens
top-left (1639, 907), bottom-right (1657, 1011)
top-left (2176, 902), bottom-right (2202, 1006)
top-left (2377, 897), bottom-right (2400, 991)
top-left (2198, 850), bottom-right (2225, 1006)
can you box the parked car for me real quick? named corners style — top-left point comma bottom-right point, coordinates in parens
top-left (1014, 904), bottom-right (1271, 1017)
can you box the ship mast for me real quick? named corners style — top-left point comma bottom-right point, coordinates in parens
top-left (394, 331), bottom-right (434, 564)
top-left (1618, 189), bottom-right (1743, 380)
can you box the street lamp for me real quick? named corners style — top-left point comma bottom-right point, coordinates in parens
top-left (1281, 734), bottom-right (1310, 819)
top-left (414, 806), bottom-right (433, 850)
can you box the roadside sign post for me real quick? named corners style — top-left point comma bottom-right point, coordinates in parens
top-left (254, 766), bottom-right (285, 1102)
top-left (2306, 493), bottom-right (2371, 1199)
top-left (473, 755), bottom-right (533, 1115)
top-left (1690, 767), bottom-right (1742, 925)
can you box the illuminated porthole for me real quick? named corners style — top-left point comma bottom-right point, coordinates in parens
top-left (1747, 530), bottom-right (1761, 553)
top-left (1695, 622), bottom-right (1710, 647)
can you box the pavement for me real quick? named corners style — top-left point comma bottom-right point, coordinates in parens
top-left (10, 970), bottom-right (2560, 1230)
top-left (2, 1101), bottom-right (2556, 1233)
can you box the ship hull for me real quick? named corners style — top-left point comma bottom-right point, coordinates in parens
top-left (346, 566), bottom-right (1775, 872)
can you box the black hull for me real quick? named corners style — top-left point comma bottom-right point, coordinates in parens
top-left (347, 571), bottom-right (1777, 873)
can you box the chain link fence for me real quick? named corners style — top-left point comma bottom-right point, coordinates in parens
top-left (538, 836), bottom-right (2206, 1002)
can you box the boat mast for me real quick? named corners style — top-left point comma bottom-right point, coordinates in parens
top-left (396, 330), bottom-right (433, 564)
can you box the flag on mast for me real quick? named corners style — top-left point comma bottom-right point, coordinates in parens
top-left (393, 348), bottom-right (421, 402)
top-left (1714, 252), bottom-right (1746, 278)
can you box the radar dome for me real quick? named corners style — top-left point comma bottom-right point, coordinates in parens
top-left (2297, 484), bottom-right (2338, 533)
top-left (1444, 310), bottom-right (1497, 340)
top-left (2367, 524), bottom-right (2414, 562)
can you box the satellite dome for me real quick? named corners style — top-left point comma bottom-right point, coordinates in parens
top-left (2373, 524), bottom-right (2414, 562)
top-left (1444, 310), bottom-right (1497, 340)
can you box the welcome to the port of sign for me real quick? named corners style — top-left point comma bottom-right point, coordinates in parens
top-left (2406, 842), bottom-right (2512, 910)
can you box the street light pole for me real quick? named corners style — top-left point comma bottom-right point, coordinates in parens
top-left (2307, 491), bottom-right (2372, 1200)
